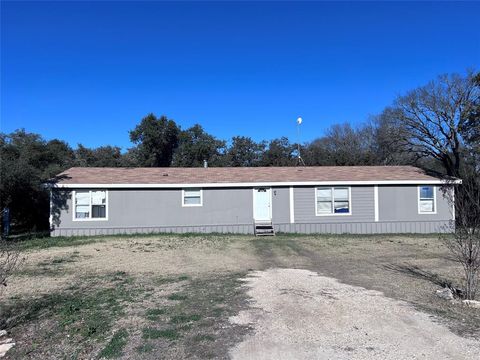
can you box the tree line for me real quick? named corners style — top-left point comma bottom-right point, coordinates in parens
top-left (1, 70), bottom-right (478, 233)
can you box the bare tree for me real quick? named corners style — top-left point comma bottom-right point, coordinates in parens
top-left (0, 238), bottom-right (21, 291)
top-left (443, 173), bottom-right (480, 300)
top-left (380, 70), bottom-right (479, 177)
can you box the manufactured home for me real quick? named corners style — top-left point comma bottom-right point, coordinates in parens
top-left (49, 166), bottom-right (458, 236)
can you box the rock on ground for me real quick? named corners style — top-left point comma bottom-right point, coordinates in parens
top-left (436, 287), bottom-right (454, 300)
top-left (229, 268), bottom-right (480, 360)
top-left (463, 300), bottom-right (480, 308)
top-left (0, 330), bottom-right (14, 358)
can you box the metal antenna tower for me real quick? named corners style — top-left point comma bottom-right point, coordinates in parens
top-left (296, 117), bottom-right (306, 166)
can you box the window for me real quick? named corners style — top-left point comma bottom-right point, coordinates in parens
top-left (74, 190), bottom-right (107, 220)
top-left (418, 186), bottom-right (436, 214)
top-left (316, 187), bottom-right (351, 215)
top-left (182, 188), bottom-right (203, 207)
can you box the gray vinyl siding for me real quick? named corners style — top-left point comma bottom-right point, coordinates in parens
top-left (51, 184), bottom-right (454, 236)
top-left (272, 187), bottom-right (290, 224)
top-left (52, 188), bottom-right (253, 231)
top-left (378, 185), bottom-right (453, 222)
top-left (293, 186), bottom-right (374, 223)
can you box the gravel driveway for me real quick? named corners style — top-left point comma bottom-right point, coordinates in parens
top-left (229, 268), bottom-right (480, 360)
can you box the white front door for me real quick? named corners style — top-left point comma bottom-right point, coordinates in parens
top-left (253, 188), bottom-right (272, 221)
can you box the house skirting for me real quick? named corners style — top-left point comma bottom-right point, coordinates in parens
top-left (275, 220), bottom-right (452, 234)
top-left (51, 220), bottom-right (453, 237)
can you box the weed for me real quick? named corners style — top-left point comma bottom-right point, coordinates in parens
top-left (170, 313), bottom-right (201, 324)
top-left (153, 276), bottom-right (180, 285)
top-left (98, 329), bottom-right (129, 358)
top-left (15, 267), bottom-right (72, 277)
top-left (153, 274), bottom-right (189, 285)
top-left (38, 253), bottom-right (80, 267)
top-left (193, 334), bottom-right (215, 342)
top-left (145, 308), bottom-right (167, 321)
top-left (135, 343), bottom-right (154, 353)
top-left (142, 328), bottom-right (180, 340)
top-left (167, 293), bottom-right (187, 301)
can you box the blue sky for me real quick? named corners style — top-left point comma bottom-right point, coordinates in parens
top-left (2, 1), bottom-right (479, 150)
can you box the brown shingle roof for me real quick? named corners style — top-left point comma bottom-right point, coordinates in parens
top-left (54, 166), bottom-right (442, 186)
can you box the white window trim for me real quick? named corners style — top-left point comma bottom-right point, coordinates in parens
top-left (49, 189), bottom-right (53, 229)
top-left (72, 190), bottom-right (109, 221)
top-left (182, 188), bottom-right (203, 207)
top-left (417, 185), bottom-right (437, 214)
top-left (451, 187), bottom-right (455, 221)
top-left (289, 186), bottom-right (295, 224)
top-left (315, 186), bottom-right (352, 217)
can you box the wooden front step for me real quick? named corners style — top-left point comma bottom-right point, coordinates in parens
top-left (254, 222), bottom-right (275, 236)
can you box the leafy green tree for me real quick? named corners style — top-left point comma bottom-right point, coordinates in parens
top-left (129, 114), bottom-right (180, 167)
top-left (74, 144), bottom-right (125, 167)
top-left (120, 147), bottom-right (142, 167)
top-left (226, 136), bottom-right (265, 167)
top-left (0, 129), bottom-right (74, 232)
top-left (172, 124), bottom-right (226, 167)
top-left (261, 137), bottom-right (295, 166)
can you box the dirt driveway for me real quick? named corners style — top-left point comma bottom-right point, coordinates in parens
top-left (230, 268), bottom-right (480, 360)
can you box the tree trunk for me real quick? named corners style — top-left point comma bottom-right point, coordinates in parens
top-left (464, 266), bottom-right (478, 300)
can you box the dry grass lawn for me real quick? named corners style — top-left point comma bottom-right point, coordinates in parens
top-left (1, 233), bottom-right (479, 359)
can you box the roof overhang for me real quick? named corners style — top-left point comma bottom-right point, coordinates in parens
top-left (52, 179), bottom-right (462, 189)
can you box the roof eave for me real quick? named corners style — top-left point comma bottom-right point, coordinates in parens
top-left (52, 179), bottom-right (462, 189)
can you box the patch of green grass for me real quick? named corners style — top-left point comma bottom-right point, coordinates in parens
top-left (58, 276), bottom-right (138, 338)
top-left (98, 329), bottom-right (129, 358)
top-left (15, 267), bottom-right (71, 277)
top-left (212, 307), bottom-right (225, 317)
top-left (0, 271), bottom-right (140, 342)
top-left (110, 271), bottom-right (134, 285)
top-left (17, 236), bottom-right (105, 251)
top-left (15, 231), bottom-right (446, 252)
top-left (38, 253), bottom-right (81, 267)
top-left (145, 308), bottom-right (167, 321)
top-left (170, 313), bottom-right (201, 324)
top-left (254, 237), bottom-right (307, 255)
top-left (167, 293), bottom-right (187, 301)
top-left (154, 274), bottom-right (191, 286)
top-left (153, 276), bottom-right (180, 285)
top-left (15, 232), bottom-right (255, 251)
top-left (135, 343), bottom-right (154, 354)
top-left (142, 328), bottom-right (180, 340)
